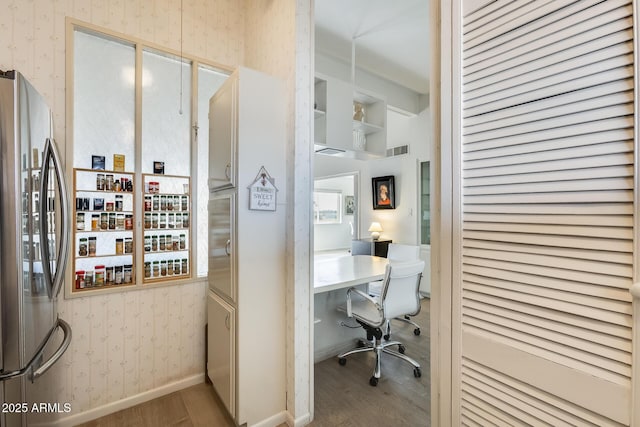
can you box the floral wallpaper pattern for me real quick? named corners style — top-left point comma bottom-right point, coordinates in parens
top-left (0, 0), bottom-right (244, 422)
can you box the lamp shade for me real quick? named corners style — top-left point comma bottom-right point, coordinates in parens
top-left (368, 222), bottom-right (383, 240)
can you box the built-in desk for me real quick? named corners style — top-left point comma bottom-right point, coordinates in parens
top-left (351, 238), bottom-right (392, 257)
top-left (313, 255), bottom-right (389, 361)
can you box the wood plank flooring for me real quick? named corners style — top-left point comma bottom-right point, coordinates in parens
top-left (76, 299), bottom-right (430, 427)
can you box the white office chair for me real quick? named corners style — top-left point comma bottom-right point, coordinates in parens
top-left (369, 243), bottom-right (423, 337)
top-left (338, 259), bottom-right (425, 386)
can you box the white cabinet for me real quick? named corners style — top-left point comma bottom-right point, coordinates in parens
top-left (207, 291), bottom-right (235, 418)
top-left (208, 76), bottom-right (237, 191)
top-left (207, 67), bottom-right (286, 426)
top-left (314, 73), bottom-right (387, 160)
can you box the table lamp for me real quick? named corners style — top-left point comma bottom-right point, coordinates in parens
top-left (368, 222), bottom-right (383, 240)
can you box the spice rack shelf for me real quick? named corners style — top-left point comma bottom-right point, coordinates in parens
top-left (72, 168), bottom-right (135, 291)
top-left (142, 174), bottom-right (191, 283)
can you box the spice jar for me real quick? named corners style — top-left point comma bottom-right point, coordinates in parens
top-left (181, 196), bottom-right (188, 211)
top-left (96, 173), bottom-right (105, 191)
top-left (160, 260), bottom-right (167, 276)
top-left (106, 266), bottom-right (114, 285)
top-left (79, 238), bottom-right (88, 257)
top-left (115, 238), bottom-right (124, 255)
top-left (84, 270), bottom-right (94, 288)
top-left (144, 213), bottom-right (151, 229)
top-left (100, 213), bottom-right (108, 230)
top-left (173, 259), bottom-right (181, 275)
top-left (144, 236), bottom-right (151, 252)
top-left (152, 213), bottom-right (159, 229)
top-left (159, 213), bottom-right (166, 229)
top-left (144, 262), bottom-right (151, 278)
top-left (88, 237), bottom-right (97, 257)
top-left (168, 213), bottom-right (174, 229)
top-left (108, 213), bottom-right (116, 230)
top-left (153, 261), bottom-right (160, 277)
top-left (106, 201), bottom-right (114, 212)
top-left (173, 196), bottom-right (180, 211)
top-left (153, 195), bottom-right (160, 211)
top-left (160, 196), bottom-right (167, 211)
top-left (180, 234), bottom-right (186, 250)
top-left (114, 266), bottom-right (123, 284)
top-left (91, 214), bottom-right (100, 231)
top-left (75, 270), bottom-right (85, 289)
top-left (95, 265), bottom-right (105, 286)
top-left (125, 214), bottom-right (133, 230)
top-left (105, 174), bottom-right (114, 191)
top-left (115, 195), bottom-right (123, 211)
top-left (76, 212), bottom-right (85, 231)
top-left (172, 235), bottom-right (179, 251)
top-left (144, 196), bottom-right (152, 212)
top-left (182, 212), bottom-right (189, 228)
top-left (124, 265), bottom-right (132, 284)
top-left (124, 237), bottom-right (133, 254)
top-left (116, 214), bottom-right (125, 230)
top-left (152, 235), bottom-right (158, 252)
top-left (159, 235), bottom-right (166, 251)
top-left (181, 258), bottom-right (188, 275)
top-left (114, 179), bottom-right (121, 192)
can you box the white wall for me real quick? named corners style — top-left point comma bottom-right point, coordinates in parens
top-left (314, 107), bottom-right (431, 247)
top-left (0, 1), bottom-right (247, 425)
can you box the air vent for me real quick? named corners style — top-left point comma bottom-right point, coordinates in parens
top-left (386, 145), bottom-right (409, 157)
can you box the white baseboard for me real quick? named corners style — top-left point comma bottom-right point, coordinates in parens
top-left (46, 374), bottom-right (205, 427)
top-left (253, 410), bottom-right (289, 427)
top-left (286, 411), bottom-right (311, 427)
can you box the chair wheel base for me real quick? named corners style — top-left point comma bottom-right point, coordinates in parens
top-left (338, 357), bottom-right (347, 366)
top-left (369, 376), bottom-right (378, 386)
top-left (398, 344), bottom-right (406, 354)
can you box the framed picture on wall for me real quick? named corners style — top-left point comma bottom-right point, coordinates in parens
top-left (372, 175), bottom-right (395, 209)
top-left (345, 195), bottom-right (355, 215)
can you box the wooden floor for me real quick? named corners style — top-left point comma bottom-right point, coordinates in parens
top-left (77, 299), bottom-right (430, 427)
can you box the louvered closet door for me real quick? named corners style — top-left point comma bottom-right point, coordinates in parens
top-left (458, 0), bottom-right (635, 425)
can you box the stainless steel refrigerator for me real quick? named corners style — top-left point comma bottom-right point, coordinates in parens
top-left (0, 70), bottom-right (71, 427)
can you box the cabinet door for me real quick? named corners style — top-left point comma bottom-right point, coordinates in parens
top-left (208, 193), bottom-right (234, 301)
top-left (207, 291), bottom-right (235, 419)
top-left (208, 77), bottom-right (237, 190)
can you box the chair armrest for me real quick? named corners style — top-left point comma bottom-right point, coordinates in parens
top-left (346, 287), bottom-right (380, 318)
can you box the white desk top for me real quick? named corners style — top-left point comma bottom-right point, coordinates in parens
top-left (314, 255), bottom-right (388, 294)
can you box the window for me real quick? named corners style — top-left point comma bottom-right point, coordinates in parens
top-left (71, 25), bottom-right (229, 293)
top-left (313, 190), bottom-right (342, 224)
top-left (420, 161), bottom-right (430, 245)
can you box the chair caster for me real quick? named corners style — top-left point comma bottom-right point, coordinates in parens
top-left (414, 328), bottom-right (421, 336)
top-left (338, 357), bottom-right (347, 366)
top-left (414, 367), bottom-right (422, 378)
top-left (383, 333), bottom-right (390, 340)
top-left (398, 344), bottom-right (406, 354)
top-left (369, 376), bottom-right (378, 386)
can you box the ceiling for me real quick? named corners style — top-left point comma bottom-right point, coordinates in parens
top-left (314, 0), bottom-right (430, 95)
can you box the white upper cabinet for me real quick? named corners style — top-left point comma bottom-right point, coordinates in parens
top-left (314, 73), bottom-right (387, 160)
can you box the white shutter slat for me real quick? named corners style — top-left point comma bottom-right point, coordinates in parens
top-left (464, 190), bottom-right (632, 205)
top-left (464, 65), bottom-right (634, 118)
top-left (464, 202), bottom-right (633, 216)
top-left (464, 246), bottom-right (631, 277)
top-left (463, 178), bottom-right (632, 196)
top-left (464, 238), bottom-right (633, 269)
top-left (464, 291), bottom-right (631, 338)
top-left (464, 299), bottom-right (630, 351)
top-left (464, 54), bottom-right (633, 113)
top-left (464, 79), bottom-right (633, 129)
top-left (463, 376), bottom-right (560, 426)
top-left (464, 264), bottom-right (632, 303)
top-left (464, 323), bottom-right (631, 381)
top-left (464, 213), bottom-right (633, 228)
top-left (461, 403), bottom-right (512, 427)
top-left (463, 222), bottom-right (631, 241)
top-left (464, 91), bottom-right (634, 137)
top-left (463, 359), bottom-right (625, 427)
top-left (462, 331), bottom-right (631, 424)
top-left (464, 166), bottom-right (632, 186)
top-left (464, 257), bottom-right (631, 296)
top-left (465, 13), bottom-right (633, 84)
top-left (463, 307), bottom-right (631, 364)
top-left (462, 392), bottom-right (524, 426)
top-left (464, 117), bottom-right (632, 152)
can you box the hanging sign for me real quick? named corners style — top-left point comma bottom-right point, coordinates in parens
top-left (248, 166), bottom-right (278, 211)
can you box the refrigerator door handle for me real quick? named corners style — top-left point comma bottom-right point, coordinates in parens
top-left (0, 318), bottom-right (71, 382)
top-left (30, 317), bottom-right (72, 381)
top-left (39, 137), bottom-right (71, 299)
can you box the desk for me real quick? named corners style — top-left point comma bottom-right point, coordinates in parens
top-left (313, 255), bottom-right (388, 361)
top-left (314, 255), bottom-right (388, 294)
top-left (351, 238), bottom-right (392, 257)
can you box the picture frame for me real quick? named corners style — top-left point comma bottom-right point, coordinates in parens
top-left (344, 195), bottom-right (355, 215)
top-left (153, 161), bottom-right (165, 175)
top-left (372, 175), bottom-right (395, 209)
top-left (91, 155), bottom-right (105, 170)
